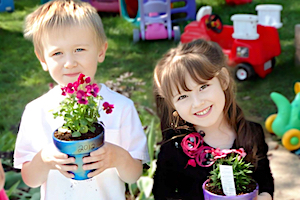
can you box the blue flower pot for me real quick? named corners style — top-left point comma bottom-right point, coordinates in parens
top-left (53, 124), bottom-right (104, 180)
top-left (202, 179), bottom-right (259, 200)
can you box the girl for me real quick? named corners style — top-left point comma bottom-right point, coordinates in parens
top-left (152, 39), bottom-right (274, 200)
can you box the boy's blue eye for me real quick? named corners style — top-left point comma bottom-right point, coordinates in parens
top-left (75, 48), bottom-right (84, 52)
top-left (178, 95), bottom-right (187, 101)
top-left (200, 84), bottom-right (209, 91)
top-left (53, 52), bottom-right (62, 56)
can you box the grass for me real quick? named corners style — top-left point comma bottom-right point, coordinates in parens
top-left (1, 0), bottom-right (299, 149)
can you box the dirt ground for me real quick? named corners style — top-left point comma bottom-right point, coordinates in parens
top-left (266, 136), bottom-right (300, 200)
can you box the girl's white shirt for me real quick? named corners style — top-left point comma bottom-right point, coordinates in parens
top-left (14, 84), bottom-right (150, 200)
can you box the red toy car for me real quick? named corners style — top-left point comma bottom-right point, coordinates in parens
top-left (181, 5), bottom-right (282, 81)
top-left (225, 0), bottom-right (252, 5)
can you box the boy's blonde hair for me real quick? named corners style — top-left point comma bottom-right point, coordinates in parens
top-left (24, 0), bottom-right (107, 58)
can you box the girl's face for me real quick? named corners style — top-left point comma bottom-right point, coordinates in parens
top-left (172, 73), bottom-right (226, 131)
top-left (37, 25), bottom-right (107, 86)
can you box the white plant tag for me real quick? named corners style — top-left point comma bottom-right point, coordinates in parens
top-left (219, 165), bottom-right (236, 196)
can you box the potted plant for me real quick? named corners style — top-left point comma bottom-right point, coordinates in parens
top-left (180, 133), bottom-right (258, 199)
top-left (202, 148), bottom-right (258, 200)
top-left (52, 73), bottom-right (114, 180)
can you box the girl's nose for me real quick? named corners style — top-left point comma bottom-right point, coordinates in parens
top-left (64, 55), bottom-right (77, 69)
top-left (192, 95), bottom-right (204, 108)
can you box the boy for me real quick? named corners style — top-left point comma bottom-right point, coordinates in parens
top-left (13, 0), bottom-right (149, 199)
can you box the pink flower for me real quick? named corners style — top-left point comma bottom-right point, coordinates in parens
top-left (86, 83), bottom-right (100, 97)
top-left (103, 102), bottom-right (114, 114)
top-left (211, 148), bottom-right (247, 160)
top-left (73, 81), bottom-right (79, 91)
top-left (85, 77), bottom-right (91, 84)
top-left (61, 87), bottom-right (66, 96)
top-left (211, 148), bottom-right (230, 159)
top-left (232, 148), bottom-right (247, 159)
top-left (78, 74), bottom-right (85, 84)
top-left (77, 90), bottom-right (88, 104)
top-left (65, 83), bottom-right (75, 94)
top-left (49, 83), bottom-right (54, 89)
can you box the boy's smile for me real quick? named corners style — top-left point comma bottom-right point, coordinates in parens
top-left (37, 25), bottom-right (107, 86)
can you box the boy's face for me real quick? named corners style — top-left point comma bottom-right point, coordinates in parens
top-left (36, 25), bottom-right (107, 86)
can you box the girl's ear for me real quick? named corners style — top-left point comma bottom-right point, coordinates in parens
top-left (35, 50), bottom-right (48, 71)
top-left (98, 42), bottom-right (108, 63)
top-left (220, 67), bottom-right (230, 90)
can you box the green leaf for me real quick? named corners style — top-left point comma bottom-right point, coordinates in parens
top-left (5, 180), bottom-right (20, 197)
top-left (89, 126), bottom-right (96, 132)
top-left (147, 119), bottom-right (156, 161)
top-left (72, 131), bottom-right (81, 137)
top-left (80, 126), bottom-right (88, 133)
top-left (137, 177), bottom-right (154, 198)
top-left (65, 114), bottom-right (72, 118)
top-left (80, 118), bottom-right (88, 126)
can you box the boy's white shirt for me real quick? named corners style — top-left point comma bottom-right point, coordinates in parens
top-left (14, 84), bottom-right (150, 200)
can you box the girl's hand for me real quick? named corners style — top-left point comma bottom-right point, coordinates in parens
top-left (41, 144), bottom-right (77, 178)
top-left (258, 192), bottom-right (272, 200)
top-left (82, 142), bottom-right (123, 178)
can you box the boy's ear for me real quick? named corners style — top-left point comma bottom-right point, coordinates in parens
top-left (220, 67), bottom-right (230, 90)
top-left (35, 50), bottom-right (48, 71)
top-left (98, 42), bottom-right (108, 63)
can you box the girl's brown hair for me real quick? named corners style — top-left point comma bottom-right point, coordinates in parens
top-left (154, 39), bottom-right (258, 165)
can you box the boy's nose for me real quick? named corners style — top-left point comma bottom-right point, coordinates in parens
top-left (64, 55), bottom-right (77, 69)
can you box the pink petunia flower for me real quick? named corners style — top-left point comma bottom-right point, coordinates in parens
top-left (66, 83), bottom-right (75, 94)
top-left (85, 77), bottom-right (91, 84)
top-left (61, 87), bottom-right (66, 96)
top-left (73, 81), bottom-right (79, 91)
top-left (103, 102), bottom-right (114, 114)
top-left (86, 83), bottom-right (100, 97)
top-left (77, 90), bottom-right (88, 104)
top-left (78, 74), bottom-right (85, 84)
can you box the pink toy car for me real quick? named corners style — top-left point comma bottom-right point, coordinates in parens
top-left (181, 5), bottom-right (282, 81)
top-left (133, 0), bottom-right (180, 42)
top-left (88, 0), bottom-right (119, 13)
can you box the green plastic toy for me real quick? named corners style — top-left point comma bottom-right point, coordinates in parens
top-left (265, 82), bottom-right (300, 151)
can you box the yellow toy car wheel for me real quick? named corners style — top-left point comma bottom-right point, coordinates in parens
top-left (282, 129), bottom-right (300, 151)
top-left (265, 114), bottom-right (277, 134)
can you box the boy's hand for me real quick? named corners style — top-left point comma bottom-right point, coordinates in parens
top-left (82, 142), bottom-right (123, 178)
top-left (41, 144), bottom-right (77, 179)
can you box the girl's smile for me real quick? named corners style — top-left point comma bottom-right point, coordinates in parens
top-left (194, 105), bottom-right (213, 117)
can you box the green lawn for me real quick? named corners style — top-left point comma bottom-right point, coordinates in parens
top-left (0, 0), bottom-right (299, 198)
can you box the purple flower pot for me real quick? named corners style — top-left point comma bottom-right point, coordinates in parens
top-left (202, 179), bottom-right (259, 200)
top-left (53, 124), bottom-right (104, 180)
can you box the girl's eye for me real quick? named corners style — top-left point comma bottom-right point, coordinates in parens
top-left (75, 48), bottom-right (84, 52)
top-left (200, 84), bottom-right (209, 91)
top-left (178, 95), bottom-right (187, 101)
